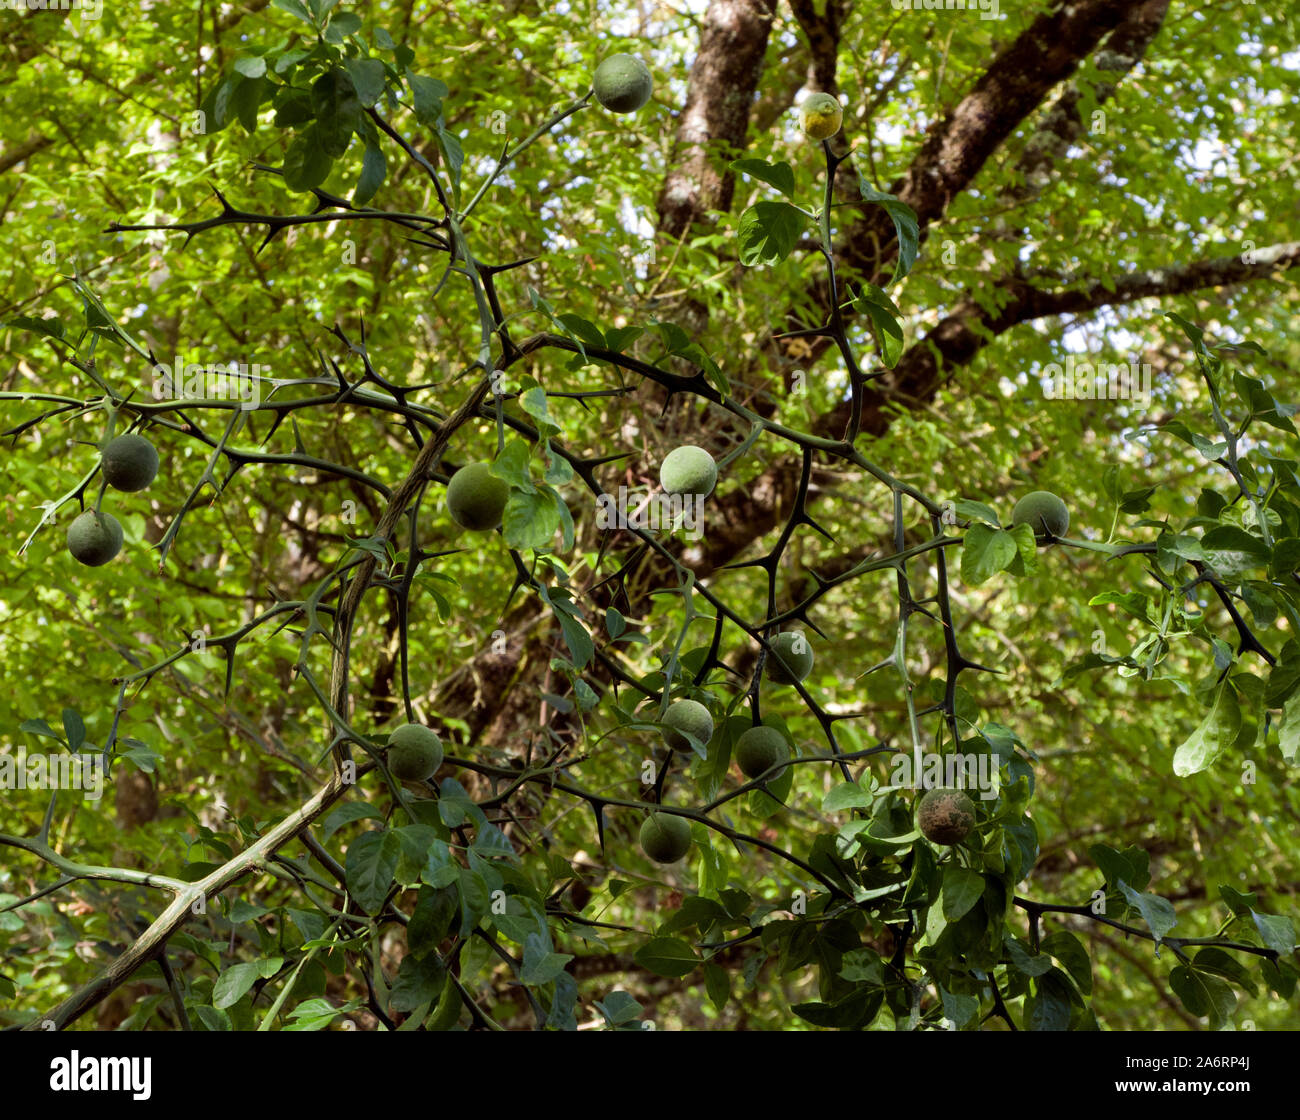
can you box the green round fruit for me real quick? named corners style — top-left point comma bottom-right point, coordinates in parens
top-left (66, 510), bottom-right (123, 567)
top-left (639, 812), bottom-right (692, 864)
top-left (735, 725), bottom-right (790, 780)
top-left (592, 53), bottom-right (653, 114)
top-left (100, 433), bottom-right (159, 492)
top-left (1011, 490), bottom-right (1070, 543)
top-left (915, 787), bottom-right (977, 846)
top-left (765, 631), bottom-right (814, 685)
top-left (799, 92), bottom-right (843, 140)
top-left (661, 699), bottom-right (714, 754)
top-left (659, 445), bottom-right (717, 498)
top-left (387, 723), bottom-right (444, 781)
top-left (446, 462), bottom-right (509, 532)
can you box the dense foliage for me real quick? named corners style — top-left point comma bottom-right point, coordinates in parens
top-left (1, 0), bottom-right (1298, 1031)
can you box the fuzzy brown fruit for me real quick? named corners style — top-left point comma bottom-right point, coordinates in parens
top-left (915, 787), bottom-right (976, 845)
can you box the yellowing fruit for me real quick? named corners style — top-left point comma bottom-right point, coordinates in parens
top-left (799, 92), bottom-right (843, 140)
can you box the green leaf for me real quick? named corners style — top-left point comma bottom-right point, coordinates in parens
top-left (1172, 680), bottom-right (1240, 777)
top-left (1088, 590), bottom-right (1153, 625)
top-left (822, 781), bottom-right (871, 812)
top-left (736, 202), bottom-right (804, 267)
top-left (941, 868), bottom-right (984, 922)
top-left (213, 960), bottom-right (277, 1009)
top-left (1279, 692), bottom-right (1300, 763)
top-left (594, 990), bottom-right (643, 1027)
top-left (1251, 910), bottom-right (1295, 955)
top-left (354, 142), bottom-right (387, 205)
top-left (952, 499), bottom-right (1000, 526)
top-left (793, 989), bottom-right (882, 1030)
top-left (321, 801), bottom-right (384, 840)
top-left (1170, 965), bottom-right (1236, 1028)
top-left (519, 385), bottom-right (562, 438)
top-left (2, 315), bottom-right (65, 342)
top-left (233, 56), bottom-right (267, 79)
top-left (407, 73), bottom-right (448, 126)
top-left (856, 174), bottom-right (919, 282)
top-left (554, 313), bottom-right (606, 353)
top-left (1026, 972), bottom-right (1074, 1031)
top-left (961, 524), bottom-right (1019, 585)
top-left (62, 717), bottom-right (86, 748)
top-left (633, 937), bottom-right (699, 978)
top-left (344, 58), bottom-right (387, 108)
top-left (1118, 882), bottom-right (1177, 943)
top-left (1089, 843), bottom-right (1150, 892)
top-left (703, 961), bottom-right (731, 1010)
top-left (1033, 934), bottom-right (1088, 996)
top-left (323, 12), bottom-right (363, 44)
top-left (390, 952), bottom-right (446, 1012)
top-left (502, 489), bottom-right (561, 551)
top-left (1201, 525), bottom-right (1270, 564)
top-left (282, 128), bottom-right (333, 192)
top-left (521, 931), bottom-right (573, 985)
top-left (345, 830), bottom-right (400, 916)
top-left (312, 67), bottom-right (362, 158)
top-left (271, 0), bottom-right (316, 26)
top-left (729, 158), bottom-right (796, 198)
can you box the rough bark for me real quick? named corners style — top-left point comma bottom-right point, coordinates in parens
top-left (656, 0), bottom-right (778, 241)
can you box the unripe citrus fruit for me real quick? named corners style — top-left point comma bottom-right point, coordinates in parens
top-left (101, 433), bottom-right (159, 492)
top-left (66, 510), bottom-right (123, 567)
top-left (592, 53), bottom-right (653, 114)
top-left (799, 92), bottom-right (843, 140)
top-left (387, 722), bottom-right (443, 781)
top-left (446, 462), bottom-right (509, 532)
top-left (735, 725), bottom-right (789, 780)
top-left (639, 812), bottom-right (692, 864)
top-left (659, 445), bottom-right (716, 498)
top-left (661, 699), bottom-right (714, 753)
top-left (1011, 490), bottom-right (1070, 543)
top-left (765, 631), bottom-right (814, 685)
top-left (915, 787), bottom-right (976, 845)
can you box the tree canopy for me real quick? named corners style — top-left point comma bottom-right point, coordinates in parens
top-left (1, 0), bottom-right (1298, 1032)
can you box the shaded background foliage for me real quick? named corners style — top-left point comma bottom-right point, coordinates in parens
top-left (0, 0), bottom-right (1298, 1030)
